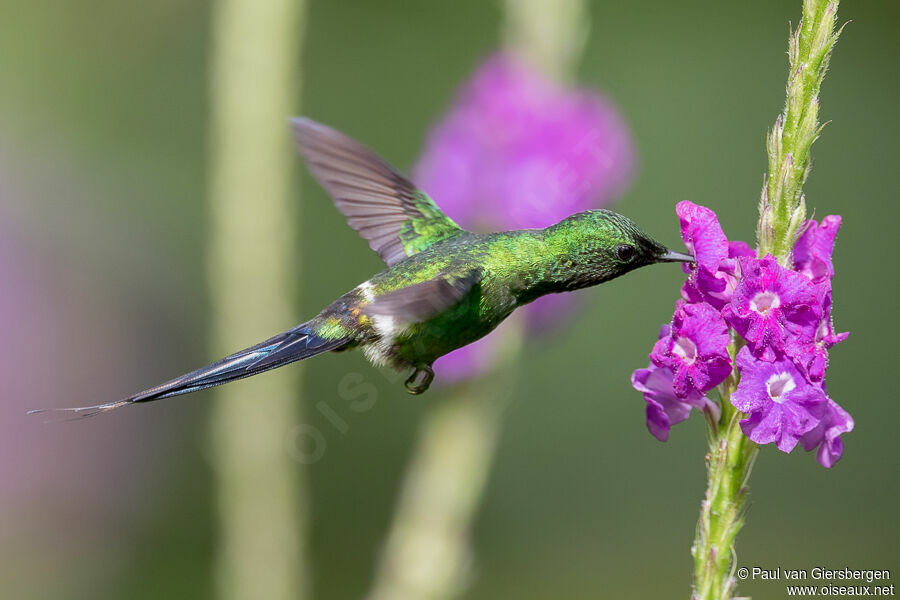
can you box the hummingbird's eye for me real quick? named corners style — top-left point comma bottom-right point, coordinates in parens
top-left (615, 244), bottom-right (636, 263)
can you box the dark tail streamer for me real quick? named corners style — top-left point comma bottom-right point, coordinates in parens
top-left (28, 323), bottom-right (350, 421)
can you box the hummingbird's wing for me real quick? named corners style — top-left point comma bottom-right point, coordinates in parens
top-left (364, 269), bottom-right (481, 324)
top-left (291, 117), bottom-right (462, 267)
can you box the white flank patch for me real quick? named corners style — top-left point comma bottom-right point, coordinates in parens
top-left (373, 314), bottom-right (397, 339)
top-left (362, 314), bottom-right (411, 369)
top-left (357, 280), bottom-right (375, 303)
top-left (363, 344), bottom-right (391, 368)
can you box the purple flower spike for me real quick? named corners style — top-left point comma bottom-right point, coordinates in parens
top-left (416, 52), bottom-right (635, 382)
top-left (731, 347), bottom-right (828, 453)
top-left (800, 397), bottom-right (854, 468)
top-left (794, 216), bottom-right (841, 282)
top-left (650, 301), bottom-right (732, 398)
top-left (633, 200), bottom-right (851, 463)
top-left (723, 255), bottom-right (821, 360)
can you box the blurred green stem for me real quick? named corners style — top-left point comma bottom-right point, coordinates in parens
top-left (366, 2), bottom-right (587, 598)
top-left (502, 0), bottom-right (588, 82)
top-left (366, 321), bottom-right (522, 600)
top-left (206, 1), bottom-right (308, 599)
top-left (692, 2), bottom-right (841, 598)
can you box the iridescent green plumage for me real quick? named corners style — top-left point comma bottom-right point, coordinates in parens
top-left (308, 210), bottom-right (679, 392)
top-left (32, 118), bottom-right (691, 418)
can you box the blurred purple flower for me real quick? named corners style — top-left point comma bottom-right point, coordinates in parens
top-left (414, 53), bottom-right (635, 380)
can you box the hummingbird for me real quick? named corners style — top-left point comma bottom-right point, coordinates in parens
top-left (31, 118), bottom-right (693, 418)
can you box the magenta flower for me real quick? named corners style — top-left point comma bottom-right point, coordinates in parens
top-left (676, 201), bottom-right (728, 273)
top-left (633, 366), bottom-right (700, 442)
top-left (677, 201), bottom-right (752, 310)
top-left (414, 53), bottom-right (635, 380)
top-left (785, 289), bottom-right (849, 382)
top-left (800, 397), bottom-right (854, 468)
top-left (793, 216), bottom-right (841, 282)
top-left (723, 255), bottom-right (821, 360)
top-left (633, 327), bottom-right (719, 441)
top-left (728, 240), bottom-right (756, 259)
top-left (731, 347), bottom-right (827, 453)
top-left (633, 201), bottom-right (851, 466)
top-left (650, 301), bottom-right (732, 398)
top-left (415, 53), bottom-right (634, 232)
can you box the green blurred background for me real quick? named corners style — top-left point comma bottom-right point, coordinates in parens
top-left (2, 0), bottom-right (897, 598)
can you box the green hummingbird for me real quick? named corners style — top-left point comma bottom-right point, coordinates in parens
top-left (32, 118), bottom-right (693, 418)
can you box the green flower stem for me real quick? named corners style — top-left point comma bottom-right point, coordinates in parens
top-left (692, 340), bottom-right (759, 600)
top-left (693, 2), bottom-right (841, 598)
top-left (206, 0), bottom-right (308, 599)
top-left (758, 0), bottom-right (843, 263)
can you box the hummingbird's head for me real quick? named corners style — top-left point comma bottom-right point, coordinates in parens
top-left (544, 209), bottom-right (693, 289)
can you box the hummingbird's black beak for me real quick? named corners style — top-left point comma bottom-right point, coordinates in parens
top-left (657, 249), bottom-right (695, 264)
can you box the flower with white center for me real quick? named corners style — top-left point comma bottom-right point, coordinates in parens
top-left (650, 301), bottom-right (732, 399)
top-left (632, 325), bottom-right (720, 441)
top-left (731, 347), bottom-right (827, 453)
top-left (723, 255), bottom-right (820, 360)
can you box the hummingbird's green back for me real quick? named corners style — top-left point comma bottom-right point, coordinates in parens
top-left (308, 208), bottom-right (674, 373)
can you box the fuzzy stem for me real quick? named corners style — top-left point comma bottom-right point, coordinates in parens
top-left (693, 2), bottom-right (842, 598)
top-left (691, 341), bottom-right (758, 600)
top-left (206, 1), bottom-right (308, 599)
top-left (758, 0), bottom-right (843, 263)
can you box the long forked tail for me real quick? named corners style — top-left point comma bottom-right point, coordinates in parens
top-left (29, 322), bottom-right (350, 420)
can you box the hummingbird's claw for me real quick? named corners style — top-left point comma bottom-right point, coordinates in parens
top-left (405, 364), bottom-right (435, 395)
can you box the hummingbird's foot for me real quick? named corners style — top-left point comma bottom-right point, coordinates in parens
top-left (405, 364), bottom-right (434, 395)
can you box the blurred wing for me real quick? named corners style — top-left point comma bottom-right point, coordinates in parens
top-left (365, 270), bottom-right (481, 324)
top-left (291, 117), bottom-right (462, 266)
